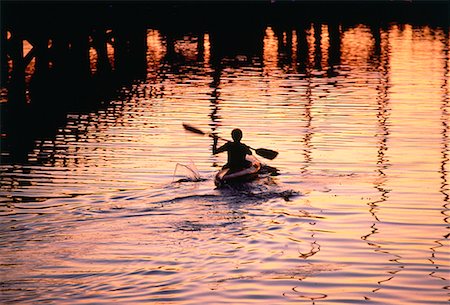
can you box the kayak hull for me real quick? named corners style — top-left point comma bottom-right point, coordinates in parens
top-left (214, 155), bottom-right (261, 187)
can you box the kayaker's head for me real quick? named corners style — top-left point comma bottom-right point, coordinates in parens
top-left (231, 128), bottom-right (243, 142)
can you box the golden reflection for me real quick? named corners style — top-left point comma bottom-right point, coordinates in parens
top-left (320, 24), bottom-right (329, 71)
top-left (146, 29), bottom-right (165, 76)
top-left (174, 36), bottom-right (197, 61)
top-left (291, 30), bottom-right (297, 69)
top-left (306, 24), bottom-right (316, 67)
top-left (203, 33), bottom-right (210, 65)
top-left (341, 25), bottom-right (374, 67)
top-left (2, 21), bottom-right (449, 305)
top-left (89, 45), bottom-right (98, 74)
top-left (263, 27), bottom-right (278, 70)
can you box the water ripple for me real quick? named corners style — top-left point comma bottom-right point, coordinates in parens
top-left (1, 23), bottom-right (449, 305)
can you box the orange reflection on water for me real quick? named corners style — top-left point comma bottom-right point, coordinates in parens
top-left (174, 35), bottom-right (198, 61)
top-left (263, 27), bottom-right (278, 70)
top-left (89, 43), bottom-right (98, 74)
top-left (306, 24), bottom-right (316, 67)
top-left (320, 24), bottom-right (329, 70)
top-left (2, 21), bottom-right (449, 305)
top-left (291, 30), bottom-right (298, 67)
top-left (203, 33), bottom-right (210, 65)
top-left (341, 25), bottom-right (375, 68)
top-left (386, 24), bottom-right (446, 212)
top-left (146, 29), bottom-right (165, 77)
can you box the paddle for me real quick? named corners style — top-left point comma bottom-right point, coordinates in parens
top-left (182, 123), bottom-right (279, 160)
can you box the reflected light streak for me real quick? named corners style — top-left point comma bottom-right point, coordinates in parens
top-left (263, 27), bottom-right (278, 71)
top-left (306, 24), bottom-right (316, 68)
top-left (320, 24), bottom-right (330, 71)
top-left (146, 29), bottom-right (165, 76)
top-left (341, 25), bottom-right (374, 67)
top-left (174, 36), bottom-right (197, 61)
top-left (89, 45), bottom-right (98, 74)
top-left (291, 30), bottom-right (297, 69)
top-left (203, 33), bottom-right (210, 65)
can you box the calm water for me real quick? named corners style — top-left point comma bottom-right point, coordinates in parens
top-left (1, 23), bottom-right (449, 304)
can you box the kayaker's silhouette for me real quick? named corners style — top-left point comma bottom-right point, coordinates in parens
top-left (213, 128), bottom-right (252, 171)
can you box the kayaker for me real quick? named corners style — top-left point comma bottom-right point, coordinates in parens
top-left (213, 128), bottom-right (252, 171)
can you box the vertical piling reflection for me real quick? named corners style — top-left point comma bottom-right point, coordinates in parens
top-left (327, 22), bottom-right (341, 77)
top-left (300, 24), bottom-right (316, 176)
top-left (208, 32), bottom-right (222, 162)
top-left (313, 23), bottom-right (322, 71)
top-left (360, 24), bottom-right (406, 299)
top-left (439, 29), bottom-right (450, 223)
top-left (295, 22), bottom-right (309, 74)
top-left (209, 48), bottom-right (222, 144)
top-left (432, 28), bottom-right (450, 284)
top-left (371, 25), bottom-right (391, 221)
top-left (301, 81), bottom-right (314, 176)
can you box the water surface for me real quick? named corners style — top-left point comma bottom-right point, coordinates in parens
top-left (1, 23), bottom-right (449, 304)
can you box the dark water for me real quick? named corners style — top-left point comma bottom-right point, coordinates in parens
top-left (1, 20), bottom-right (449, 304)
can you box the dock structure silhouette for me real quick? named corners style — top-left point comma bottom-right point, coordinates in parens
top-left (2, 1), bottom-right (447, 106)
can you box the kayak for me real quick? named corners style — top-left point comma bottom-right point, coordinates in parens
top-left (214, 155), bottom-right (262, 187)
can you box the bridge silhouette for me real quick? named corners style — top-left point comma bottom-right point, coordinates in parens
top-left (3, 1), bottom-right (447, 102)
top-left (3, 1), bottom-right (446, 106)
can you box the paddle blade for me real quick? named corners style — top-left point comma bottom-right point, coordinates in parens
top-left (182, 123), bottom-right (206, 136)
top-left (255, 148), bottom-right (279, 160)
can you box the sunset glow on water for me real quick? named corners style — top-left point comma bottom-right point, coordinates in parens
top-left (1, 17), bottom-right (449, 305)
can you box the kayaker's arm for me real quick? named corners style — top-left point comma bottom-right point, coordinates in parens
top-left (245, 144), bottom-right (253, 155)
top-left (212, 135), bottom-right (229, 155)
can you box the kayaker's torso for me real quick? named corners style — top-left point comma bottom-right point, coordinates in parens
top-left (216, 141), bottom-right (252, 170)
